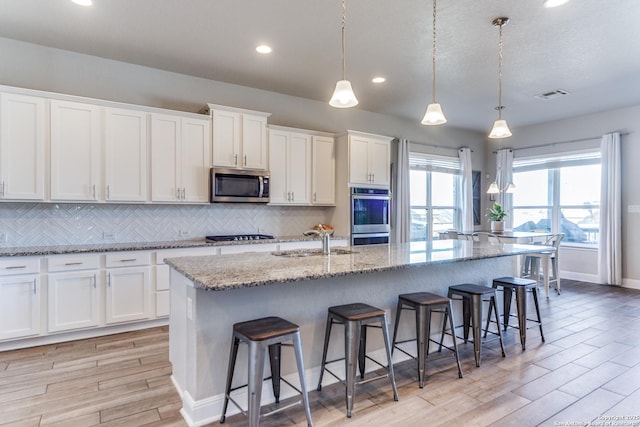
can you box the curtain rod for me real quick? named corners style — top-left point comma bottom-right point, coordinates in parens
top-left (511, 131), bottom-right (631, 152)
top-left (395, 138), bottom-right (473, 152)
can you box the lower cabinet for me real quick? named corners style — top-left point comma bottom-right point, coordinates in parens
top-left (48, 270), bottom-right (99, 332)
top-left (105, 266), bottom-right (151, 324)
top-left (0, 274), bottom-right (40, 340)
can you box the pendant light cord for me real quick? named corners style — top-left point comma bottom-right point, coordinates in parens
top-left (497, 22), bottom-right (504, 120)
top-left (432, 0), bottom-right (437, 103)
top-left (341, 0), bottom-right (347, 81)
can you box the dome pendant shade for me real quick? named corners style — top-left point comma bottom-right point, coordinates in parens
top-left (329, 80), bottom-right (359, 108)
top-left (489, 119), bottom-right (512, 138)
top-left (421, 103), bottom-right (447, 125)
top-left (505, 182), bottom-right (516, 193)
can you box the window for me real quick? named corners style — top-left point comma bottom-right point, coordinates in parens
top-left (409, 153), bottom-right (460, 241)
top-left (512, 151), bottom-right (600, 245)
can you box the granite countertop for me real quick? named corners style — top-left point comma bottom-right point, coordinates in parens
top-left (0, 235), bottom-right (347, 257)
top-left (165, 240), bottom-right (551, 291)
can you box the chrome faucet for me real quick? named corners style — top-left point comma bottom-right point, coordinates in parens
top-left (303, 224), bottom-right (331, 255)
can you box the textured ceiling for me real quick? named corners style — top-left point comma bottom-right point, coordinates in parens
top-left (1, 0), bottom-right (639, 132)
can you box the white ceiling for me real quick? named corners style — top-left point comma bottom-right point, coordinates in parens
top-left (1, 0), bottom-right (640, 132)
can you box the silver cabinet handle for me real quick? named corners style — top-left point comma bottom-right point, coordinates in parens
top-left (64, 262), bottom-right (84, 266)
top-left (33, 278), bottom-right (37, 294)
top-left (0, 181), bottom-right (4, 197)
top-left (107, 272), bottom-right (111, 287)
top-left (93, 274), bottom-right (96, 288)
top-left (234, 154), bottom-right (238, 165)
top-left (314, 192), bottom-right (317, 202)
top-left (181, 188), bottom-right (186, 200)
top-left (176, 188), bottom-right (181, 200)
top-left (6, 265), bottom-right (27, 270)
top-left (119, 258), bottom-right (137, 262)
top-left (106, 185), bottom-right (110, 200)
top-left (244, 155), bottom-right (247, 166)
top-left (291, 191), bottom-right (294, 201)
top-left (92, 184), bottom-right (96, 199)
top-left (371, 173), bottom-right (375, 183)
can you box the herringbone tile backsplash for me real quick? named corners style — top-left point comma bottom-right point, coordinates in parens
top-left (0, 203), bottom-right (330, 247)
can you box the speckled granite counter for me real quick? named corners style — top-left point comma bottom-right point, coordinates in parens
top-left (168, 240), bottom-right (550, 425)
top-left (0, 235), bottom-right (343, 257)
top-left (165, 240), bottom-right (547, 291)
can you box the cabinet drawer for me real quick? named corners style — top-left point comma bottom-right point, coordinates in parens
top-left (47, 254), bottom-right (99, 272)
top-left (0, 257), bottom-right (41, 276)
top-left (105, 251), bottom-right (150, 268)
top-left (154, 247), bottom-right (216, 265)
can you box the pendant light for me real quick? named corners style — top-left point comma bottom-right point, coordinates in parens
top-left (421, 0), bottom-right (447, 125)
top-left (543, 0), bottom-right (570, 7)
top-left (488, 17), bottom-right (512, 139)
top-left (329, 0), bottom-right (358, 108)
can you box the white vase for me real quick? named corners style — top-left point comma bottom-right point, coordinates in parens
top-left (491, 220), bottom-right (504, 232)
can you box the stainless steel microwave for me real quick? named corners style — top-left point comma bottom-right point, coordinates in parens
top-left (210, 168), bottom-right (270, 203)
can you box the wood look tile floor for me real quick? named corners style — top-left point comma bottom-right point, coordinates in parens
top-left (1, 280), bottom-right (640, 427)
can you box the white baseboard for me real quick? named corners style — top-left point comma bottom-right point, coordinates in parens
top-left (559, 270), bottom-right (600, 284)
top-left (622, 278), bottom-right (640, 290)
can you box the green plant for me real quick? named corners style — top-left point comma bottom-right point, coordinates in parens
top-left (487, 203), bottom-right (507, 221)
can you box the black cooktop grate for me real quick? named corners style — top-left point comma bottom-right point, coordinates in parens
top-left (205, 234), bottom-right (275, 242)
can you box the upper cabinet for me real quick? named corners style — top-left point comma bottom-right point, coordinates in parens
top-left (103, 107), bottom-right (148, 202)
top-left (268, 127), bottom-right (312, 205)
top-left (0, 93), bottom-right (46, 201)
top-left (50, 100), bottom-right (101, 201)
top-left (204, 104), bottom-right (270, 171)
top-left (347, 131), bottom-right (391, 188)
top-left (150, 113), bottom-right (211, 203)
top-left (311, 135), bottom-right (335, 205)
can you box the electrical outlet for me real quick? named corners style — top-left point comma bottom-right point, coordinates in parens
top-left (628, 205), bottom-right (640, 214)
top-left (103, 231), bottom-right (115, 240)
top-left (0, 232), bottom-right (6, 243)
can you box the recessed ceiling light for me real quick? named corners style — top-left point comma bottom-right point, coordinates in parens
top-left (543, 0), bottom-right (569, 8)
top-left (372, 77), bottom-right (386, 84)
top-left (72, 0), bottom-right (93, 6)
top-left (256, 45), bottom-right (272, 54)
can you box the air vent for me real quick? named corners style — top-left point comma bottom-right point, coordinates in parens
top-left (535, 89), bottom-right (570, 100)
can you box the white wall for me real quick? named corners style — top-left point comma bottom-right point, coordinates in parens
top-left (0, 36), bottom-right (486, 246)
top-left (490, 105), bottom-right (640, 287)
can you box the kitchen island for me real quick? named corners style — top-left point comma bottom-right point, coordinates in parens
top-left (166, 240), bottom-right (550, 426)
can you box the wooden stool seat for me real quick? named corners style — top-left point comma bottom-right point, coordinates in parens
top-left (234, 316), bottom-right (300, 341)
top-left (317, 303), bottom-right (398, 418)
top-left (392, 292), bottom-right (463, 388)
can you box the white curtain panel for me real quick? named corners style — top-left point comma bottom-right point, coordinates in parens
top-left (599, 132), bottom-right (622, 285)
top-left (458, 148), bottom-right (474, 233)
top-left (495, 148), bottom-right (514, 229)
top-left (393, 138), bottom-right (411, 243)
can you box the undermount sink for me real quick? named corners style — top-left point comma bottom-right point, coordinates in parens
top-left (271, 248), bottom-right (358, 257)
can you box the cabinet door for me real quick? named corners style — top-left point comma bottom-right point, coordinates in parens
top-left (50, 100), bottom-right (100, 201)
top-left (267, 129), bottom-right (289, 204)
top-left (180, 117), bottom-right (211, 203)
top-left (287, 132), bottom-right (311, 205)
top-left (0, 93), bottom-right (46, 201)
top-left (151, 114), bottom-right (181, 202)
top-left (241, 114), bottom-right (267, 170)
top-left (104, 108), bottom-right (148, 202)
top-left (312, 136), bottom-right (335, 205)
top-left (369, 138), bottom-right (390, 186)
top-left (212, 109), bottom-right (240, 168)
top-left (349, 135), bottom-right (371, 185)
top-left (0, 275), bottom-right (40, 340)
top-left (105, 266), bottom-right (151, 324)
top-left (48, 271), bottom-right (99, 332)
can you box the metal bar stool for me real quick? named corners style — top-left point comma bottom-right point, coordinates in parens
top-left (221, 316), bottom-right (313, 427)
top-left (316, 303), bottom-right (399, 418)
top-left (487, 277), bottom-right (544, 350)
top-left (391, 292), bottom-right (463, 388)
top-left (446, 284), bottom-right (506, 367)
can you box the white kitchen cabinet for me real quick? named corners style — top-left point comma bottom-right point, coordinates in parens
top-left (206, 104), bottom-right (270, 170)
top-left (103, 107), bottom-right (148, 202)
top-left (268, 128), bottom-right (311, 205)
top-left (311, 135), bottom-right (335, 205)
top-left (0, 257), bottom-right (41, 341)
top-left (50, 99), bottom-right (101, 201)
top-left (348, 132), bottom-right (391, 187)
top-left (47, 254), bottom-right (100, 333)
top-left (105, 251), bottom-right (151, 324)
top-left (150, 113), bottom-right (211, 203)
top-left (0, 93), bottom-right (46, 201)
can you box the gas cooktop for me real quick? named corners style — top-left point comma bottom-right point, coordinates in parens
top-left (205, 234), bottom-right (275, 242)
